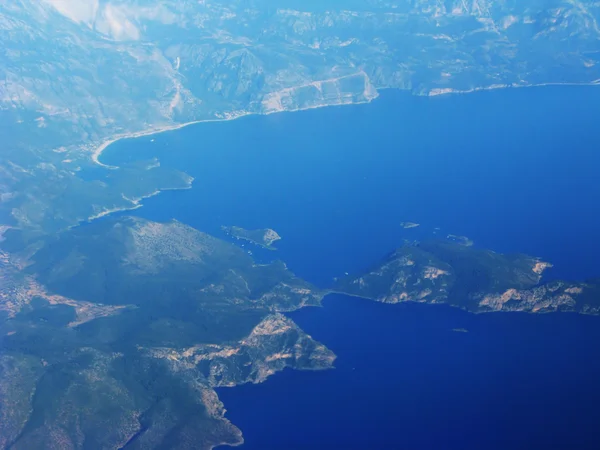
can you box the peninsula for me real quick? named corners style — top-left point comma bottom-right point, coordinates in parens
top-left (334, 240), bottom-right (600, 315)
top-left (222, 226), bottom-right (282, 250)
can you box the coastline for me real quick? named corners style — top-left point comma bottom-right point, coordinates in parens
top-left (86, 203), bottom-right (143, 222)
top-left (427, 79), bottom-right (600, 97)
top-left (90, 96), bottom-right (378, 169)
top-left (85, 80), bottom-right (600, 229)
top-left (84, 181), bottom-right (194, 223)
top-left (84, 91), bottom-right (380, 224)
top-left (90, 113), bottom-right (251, 168)
top-left (91, 80), bottom-right (600, 169)
top-left (11, 81), bottom-right (600, 449)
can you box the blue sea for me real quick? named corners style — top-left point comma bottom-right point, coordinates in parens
top-left (102, 87), bottom-right (600, 449)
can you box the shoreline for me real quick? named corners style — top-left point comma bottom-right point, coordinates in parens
top-left (84, 92), bottom-right (379, 224)
top-left (84, 182), bottom-right (194, 223)
top-left (90, 96), bottom-right (378, 169)
top-left (85, 80), bottom-right (600, 228)
top-left (90, 112), bottom-right (252, 168)
top-left (427, 79), bottom-right (600, 97)
top-left (91, 80), bottom-right (600, 169)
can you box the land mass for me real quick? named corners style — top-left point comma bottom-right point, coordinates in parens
top-left (400, 222), bottom-right (420, 229)
top-left (3, 0), bottom-right (600, 240)
top-left (222, 226), bottom-right (282, 250)
top-left (334, 240), bottom-right (600, 315)
top-left (2, 2), bottom-right (600, 446)
top-left (0, 217), bottom-right (330, 449)
top-left (2, 220), bottom-right (600, 449)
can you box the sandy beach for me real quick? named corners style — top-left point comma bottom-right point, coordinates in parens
top-left (90, 73), bottom-right (379, 168)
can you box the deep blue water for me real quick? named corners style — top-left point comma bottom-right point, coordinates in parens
top-left (221, 296), bottom-right (600, 450)
top-left (101, 87), bottom-right (600, 449)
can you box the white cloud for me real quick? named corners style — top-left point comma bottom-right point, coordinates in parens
top-left (42, 0), bottom-right (141, 41)
top-left (42, 0), bottom-right (100, 26)
top-left (42, 1), bottom-right (184, 41)
top-left (96, 4), bottom-right (140, 41)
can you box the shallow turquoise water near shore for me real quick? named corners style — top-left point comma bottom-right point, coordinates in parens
top-left (101, 86), bottom-right (600, 448)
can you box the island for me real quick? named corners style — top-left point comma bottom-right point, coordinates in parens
top-left (222, 225), bottom-right (282, 250)
top-left (334, 240), bottom-right (600, 315)
top-left (400, 222), bottom-right (420, 229)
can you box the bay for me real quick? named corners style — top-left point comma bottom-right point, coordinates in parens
top-left (101, 86), bottom-right (600, 449)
